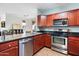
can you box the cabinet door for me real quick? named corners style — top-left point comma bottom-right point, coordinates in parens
top-left (46, 15), bottom-right (53, 27)
top-left (33, 35), bottom-right (45, 54)
top-left (33, 36), bottom-right (41, 54)
top-left (58, 12), bottom-right (68, 19)
top-left (54, 14), bottom-right (60, 19)
top-left (0, 46), bottom-right (19, 56)
top-left (39, 35), bottom-right (45, 48)
top-left (68, 37), bottom-right (79, 55)
top-left (76, 9), bottom-right (79, 25)
top-left (37, 15), bottom-right (46, 27)
top-left (40, 16), bottom-right (46, 27)
top-left (68, 10), bottom-right (77, 26)
top-left (0, 52), bottom-right (9, 56)
top-left (33, 37), bottom-right (39, 54)
top-left (37, 15), bottom-right (41, 26)
top-left (0, 40), bottom-right (18, 52)
top-left (45, 34), bottom-right (51, 48)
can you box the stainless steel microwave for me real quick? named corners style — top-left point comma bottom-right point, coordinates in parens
top-left (53, 18), bottom-right (68, 26)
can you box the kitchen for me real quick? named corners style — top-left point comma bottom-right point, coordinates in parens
top-left (0, 3), bottom-right (79, 56)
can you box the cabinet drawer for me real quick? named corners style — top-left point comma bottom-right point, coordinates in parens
top-left (0, 46), bottom-right (19, 56)
top-left (68, 36), bottom-right (79, 55)
top-left (68, 44), bottom-right (79, 55)
top-left (0, 52), bottom-right (9, 56)
top-left (0, 40), bottom-right (18, 52)
top-left (68, 37), bottom-right (79, 39)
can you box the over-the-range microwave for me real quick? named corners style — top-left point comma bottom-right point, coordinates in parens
top-left (53, 18), bottom-right (68, 26)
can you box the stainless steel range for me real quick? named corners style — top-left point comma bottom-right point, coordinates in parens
top-left (51, 29), bottom-right (68, 54)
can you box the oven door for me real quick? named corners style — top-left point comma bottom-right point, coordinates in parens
top-left (51, 36), bottom-right (67, 50)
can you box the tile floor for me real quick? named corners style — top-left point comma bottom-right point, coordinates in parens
top-left (34, 47), bottom-right (67, 56)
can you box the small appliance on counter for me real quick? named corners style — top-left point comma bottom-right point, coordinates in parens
top-left (13, 29), bottom-right (23, 34)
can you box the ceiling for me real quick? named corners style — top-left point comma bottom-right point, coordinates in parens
top-left (0, 3), bottom-right (69, 10)
top-left (0, 3), bottom-right (70, 19)
top-left (30, 3), bottom-right (69, 9)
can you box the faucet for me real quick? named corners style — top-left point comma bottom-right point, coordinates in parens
top-left (1, 30), bottom-right (5, 41)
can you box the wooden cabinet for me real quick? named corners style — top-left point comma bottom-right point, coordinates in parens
top-left (37, 12), bottom-right (68, 27)
top-left (68, 9), bottom-right (79, 26)
top-left (68, 10), bottom-right (77, 26)
top-left (46, 12), bottom-right (68, 27)
top-left (0, 46), bottom-right (18, 56)
top-left (76, 10), bottom-right (79, 25)
top-left (37, 15), bottom-right (41, 26)
top-left (0, 40), bottom-right (18, 52)
top-left (33, 35), bottom-right (39, 54)
top-left (37, 15), bottom-right (55, 27)
top-left (46, 15), bottom-right (54, 27)
top-left (68, 37), bottom-right (79, 55)
top-left (54, 12), bottom-right (68, 19)
top-left (44, 34), bottom-right (51, 48)
top-left (0, 40), bottom-right (19, 56)
top-left (33, 35), bottom-right (44, 54)
top-left (59, 12), bottom-right (68, 19)
top-left (37, 15), bottom-right (46, 27)
top-left (37, 9), bottom-right (79, 27)
top-left (33, 34), bottom-right (51, 54)
top-left (54, 14), bottom-right (60, 19)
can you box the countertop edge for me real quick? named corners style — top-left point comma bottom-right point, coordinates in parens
top-left (0, 33), bottom-right (45, 43)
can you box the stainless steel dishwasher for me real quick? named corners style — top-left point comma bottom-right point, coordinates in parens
top-left (19, 37), bottom-right (33, 56)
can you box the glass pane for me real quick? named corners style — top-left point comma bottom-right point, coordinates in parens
top-left (53, 37), bottom-right (65, 45)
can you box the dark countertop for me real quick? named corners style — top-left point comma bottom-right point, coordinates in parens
top-left (0, 31), bottom-right (79, 43)
top-left (68, 32), bottom-right (79, 37)
top-left (37, 31), bottom-right (79, 37)
top-left (0, 32), bottom-right (43, 43)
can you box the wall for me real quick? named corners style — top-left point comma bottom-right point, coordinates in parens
top-left (42, 26), bottom-right (79, 32)
top-left (6, 13), bottom-right (22, 29)
top-left (0, 3), bottom-right (38, 31)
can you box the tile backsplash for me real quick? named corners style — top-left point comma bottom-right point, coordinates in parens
top-left (37, 26), bottom-right (79, 32)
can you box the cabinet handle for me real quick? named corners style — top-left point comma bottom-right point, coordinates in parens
top-left (8, 44), bottom-right (11, 47)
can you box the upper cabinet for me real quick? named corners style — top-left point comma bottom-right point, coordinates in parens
top-left (54, 14), bottom-right (60, 19)
top-left (59, 12), bottom-right (68, 19)
top-left (46, 14), bottom-right (55, 27)
top-left (54, 12), bottom-right (68, 19)
top-left (68, 10), bottom-right (77, 26)
top-left (37, 9), bottom-right (79, 27)
top-left (37, 15), bottom-right (46, 27)
top-left (68, 9), bottom-right (79, 26)
top-left (37, 15), bottom-right (56, 27)
top-left (76, 10), bottom-right (79, 25)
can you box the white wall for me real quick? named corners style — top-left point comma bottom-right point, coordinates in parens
top-left (0, 3), bottom-right (37, 19)
top-left (0, 3), bottom-right (38, 30)
top-left (6, 13), bottom-right (22, 29)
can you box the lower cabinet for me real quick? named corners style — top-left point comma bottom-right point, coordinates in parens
top-left (33, 34), bottom-right (51, 54)
top-left (0, 46), bottom-right (19, 56)
top-left (44, 34), bottom-right (51, 48)
top-left (33, 35), bottom-right (44, 54)
top-left (0, 34), bottom-right (51, 56)
top-left (68, 37), bottom-right (79, 56)
top-left (0, 40), bottom-right (19, 56)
